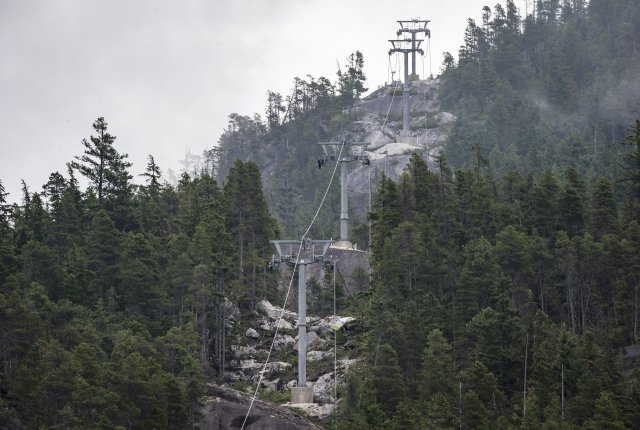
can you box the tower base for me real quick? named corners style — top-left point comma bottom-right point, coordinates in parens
top-left (331, 240), bottom-right (356, 250)
top-left (291, 386), bottom-right (314, 404)
top-left (396, 135), bottom-right (418, 144)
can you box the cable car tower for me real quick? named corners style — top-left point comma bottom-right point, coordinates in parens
top-left (389, 19), bottom-right (430, 138)
top-left (269, 239), bottom-right (333, 404)
top-left (396, 19), bottom-right (430, 79)
top-left (317, 141), bottom-right (370, 246)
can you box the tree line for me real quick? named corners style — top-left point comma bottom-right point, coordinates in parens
top-left (441, 0), bottom-right (640, 182)
top-left (335, 122), bottom-right (640, 429)
top-left (0, 117), bottom-right (278, 429)
top-left (212, 51), bottom-right (368, 238)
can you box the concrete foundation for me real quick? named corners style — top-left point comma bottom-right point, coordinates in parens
top-left (396, 135), bottom-right (418, 145)
top-left (291, 386), bottom-right (314, 404)
top-left (331, 240), bottom-right (356, 250)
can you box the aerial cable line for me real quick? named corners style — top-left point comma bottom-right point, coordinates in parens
top-left (428, 36), bottom-right (432, 77)
top-left (242, 48), bottom-right (399, 428)
top-left (240, 141), bottom-right (346, 430)
top-left (357, 54), bottom-right (400, 162)
top-left (422, 45), bottom-right (426, 79)
top-left (422, 51), bottom-right (428, 128)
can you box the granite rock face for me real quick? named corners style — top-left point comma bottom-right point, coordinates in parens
top-left (199, 384), bottom-right (322, 430)
top-left (214, 81), bottom-right (450, 424)
top-left (224, 298), bottom-right (359, 418)
top-left (345, 78), bottom-right (455, 223)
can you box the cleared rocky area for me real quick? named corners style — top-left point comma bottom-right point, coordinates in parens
top-left (200, 384), bottom-right (323, 430)
top-left (343, 78), bottom-right (455, 219)
top-left (220, 299), bottom-right (358, 419)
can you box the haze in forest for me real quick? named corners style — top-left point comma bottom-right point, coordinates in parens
top-left (0, 0), bottom-right (483, 201)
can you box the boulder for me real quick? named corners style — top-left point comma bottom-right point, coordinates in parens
top-left (374, 142), bottom-right (419, 156)
top-left (310, 315), bottom-right (356, 336)
top-left (274, 319), bottom-right (295, 331)
top-left (261, 378), bottom-right (284, 391)
top-left (238, 359), bottom-right (262, 371)
top-left (435, 111), bottom-right (455, 124)
top-left (264, 361), bottom-right (292, 374)
top-left (307, 350), bottom-right (333, 362)
top-left (338, 358), bottom-right (359, 371)
top-left (224, 297), bottom-right (241, 322)
top-left (312, 372), bottom-right (337, 404)
top-left (256, 299), bottom-right (298, 322)
top-left (258, 319), bottom-right (295, 331)
top-left (236, 359), bottom-right (291, 375)
top-left (273, 334), bottom-right (295, 350)
top-left (231, 344), bottom-right (258, 359)
top-left (258, 319), bottom-right (272, 331)
top-left (294, 332), bottom-right (324, 351)
top-left (416, 127), bottom-right (448, 147)
top-left (246, 328), bottom-right (260, 339)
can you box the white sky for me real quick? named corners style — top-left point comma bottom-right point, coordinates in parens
top-left (0, 0), bottom-right (524, 202)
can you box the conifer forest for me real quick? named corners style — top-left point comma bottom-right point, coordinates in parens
top-left (2, 0), bottom-right (640, 429)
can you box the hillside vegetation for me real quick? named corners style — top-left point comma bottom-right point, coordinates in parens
top-left (0, 118), bottom-right (279, 429)
top-left (441, 0), bottom-right (640, 181)
top-left (2, 0), bottom-right (640, 429)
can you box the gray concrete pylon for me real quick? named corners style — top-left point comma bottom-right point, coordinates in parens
top-left (340, 161), bottom-right (348, 242)
top-left (297, 262), bottom-right (307, 387)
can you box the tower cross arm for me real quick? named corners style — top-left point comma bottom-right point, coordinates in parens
top-left (397, 19), bottom-right (431, 28)
top-left (269, 239), bottom-right (334, 265)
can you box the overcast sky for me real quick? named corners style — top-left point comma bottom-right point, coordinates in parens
top-left (0, 0), bottom-right (527, 202)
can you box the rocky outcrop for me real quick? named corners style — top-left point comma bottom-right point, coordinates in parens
top-left (224, 300), bottom-right (358, 415)
top-left (246, 328), bottom-right (260, 339)
top-left (356, 79), bottom-right (442, 120)
top-left (343, 78), bottom-right (455, 222)
top-left (286, 403), bottom-right (335, 420)
top-left (199, 384), bottom-right (323, 430)
top-left (256, 300), bottom-right (297, 322)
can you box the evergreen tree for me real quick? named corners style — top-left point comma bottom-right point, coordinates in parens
top-left (582, 391), bottom-right (626, 430)
top-left (71, 117), bottom-right (133, 228)
top-left (586, 178), bottom-right (617, 238)
top-left (337, 51), bottom-right (367, 106)
top-left (419, 328), bottom-right (456, 414)
top-left (71, 117), bottom-right (131, 204)
top-left (223, 160), bottom-right (278, 309)
top-left (0, 179), bottom-right (16, 285)
top-left (83, 209), bottom-right (121, 305)
top-left (140, 155), bottom-right (161, 191)
top-left (559, 167), bottom-right (586, 236)
top-left (372, 344), bottom-right (405, 416)
top-left (528, 171), bottom-right (560, 238)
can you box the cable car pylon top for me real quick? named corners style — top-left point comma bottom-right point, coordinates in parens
top-left (316, 141), bottom-right (371, 244)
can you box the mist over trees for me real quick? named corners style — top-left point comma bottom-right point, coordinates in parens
top-left (335, 137), bottom-right (640, 429)
top-left (330, 1), bottom-right (640, 428)
top-left (440, 0), bottom-right (640, 182)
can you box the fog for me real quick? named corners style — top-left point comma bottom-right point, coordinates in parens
top-left (0, 0), bottom-right (511, 201)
